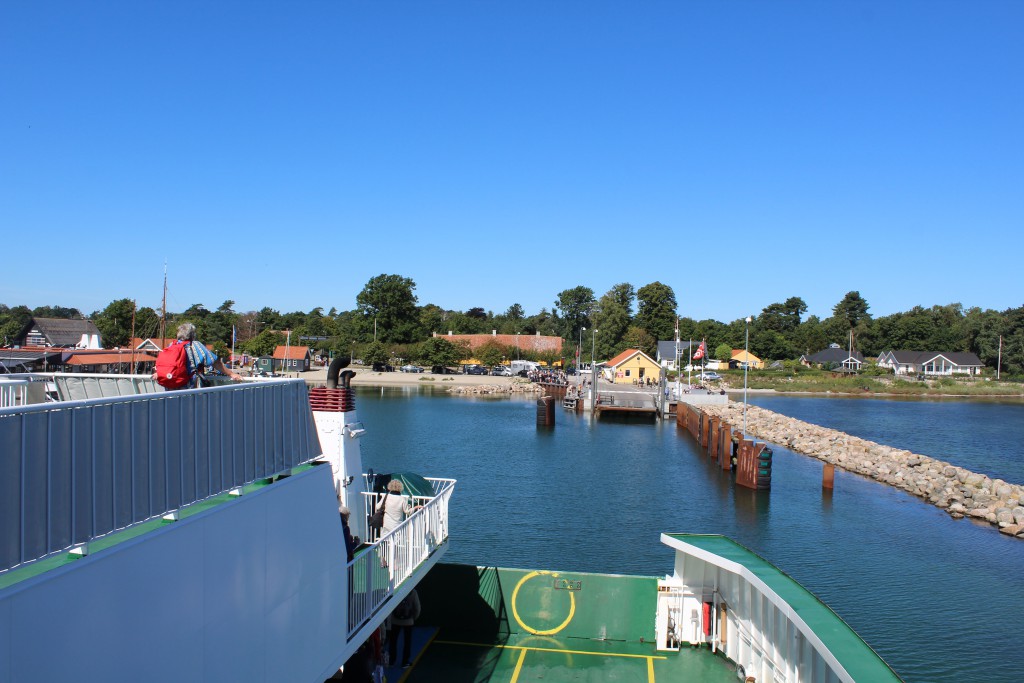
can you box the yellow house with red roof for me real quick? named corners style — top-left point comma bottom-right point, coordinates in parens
top-left (604, 348), bottom-right (662, 384)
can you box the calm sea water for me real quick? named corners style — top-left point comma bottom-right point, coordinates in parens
top-left (355, 387), bottom-right (1024, 683)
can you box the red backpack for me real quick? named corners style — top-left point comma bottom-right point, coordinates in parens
top-left (155, 341), bottom-right (191, 389)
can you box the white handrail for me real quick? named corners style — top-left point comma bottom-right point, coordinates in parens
top-left (347, 478), bottom-right (455, 635)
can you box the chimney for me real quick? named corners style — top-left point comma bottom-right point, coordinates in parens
top-left (492, 330), bottom-right (496, 335)
top-left (448, 331), bottom-right (453, 336)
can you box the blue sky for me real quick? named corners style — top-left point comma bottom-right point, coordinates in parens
top-left (2, 1), bottom-right (1021, 324)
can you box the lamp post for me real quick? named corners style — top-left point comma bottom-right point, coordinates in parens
top-left (579, 327), bottom-right (585, 372)
top-left (744, 316), bottom-right (752, 437)
top-left (590, 328), bottom-right (598, 403)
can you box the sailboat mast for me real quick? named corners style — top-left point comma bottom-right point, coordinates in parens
top-left (159, 262), bottom-right (167, 342)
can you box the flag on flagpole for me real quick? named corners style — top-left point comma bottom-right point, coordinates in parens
top-left (692, 340), bottom-right (706, 360)
top-left (232, 325), bottom-right (237, 345)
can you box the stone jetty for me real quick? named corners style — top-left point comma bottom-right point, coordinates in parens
top-left (448, 381), bottom-right (542, 396)
top-left (702, 401), bottom-right (1024, 539)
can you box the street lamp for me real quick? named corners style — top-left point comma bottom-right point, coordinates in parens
top-left (744, 316), bottom-right (752, 437)
top-left (590, 328), bottom-right (598, 403)
top-left (580, 327), bottom-right (586, 371)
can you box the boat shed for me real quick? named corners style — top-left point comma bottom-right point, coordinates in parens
top-left (273, 345), bottom-right (311, 372)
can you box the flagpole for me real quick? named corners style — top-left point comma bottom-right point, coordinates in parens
top-left (231, 325), bottom-right (236, 371)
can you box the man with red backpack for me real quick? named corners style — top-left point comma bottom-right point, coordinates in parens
top-left (155, 322), bottom-right (242, 390)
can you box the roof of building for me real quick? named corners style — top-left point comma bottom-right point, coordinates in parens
top-left (17, 317), bottom-right (101, 347)
top-left (131, 337), bottom-right (177, 350)
top-left (606, 348), bottom-right (659, 368)
top-left (273, 345), bottom-right (311, 360)
top-left (731, 349), bottom-right (762, 362)
top-left (656, 340), bottom-right (693, 361)
top-left (803, 348), bottom-right (865, 364)
top-left (881, 350), bottom-right (983, 367)
top-left (64, 351), bottom-right (157, 366)
top-left (432, 333), bottom-right (563, 353)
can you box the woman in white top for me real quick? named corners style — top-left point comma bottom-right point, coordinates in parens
top-left (380, 479), bottom-right (413, 535)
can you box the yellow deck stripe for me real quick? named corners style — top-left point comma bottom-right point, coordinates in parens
top-left (647, 655), bottom-right (655, 683)
top-left (435, 640), bottom-right (667, 661)
top-left (394, 630), bottom-right (441, 683)
top-left (510, 648), bottom-right (528, 683)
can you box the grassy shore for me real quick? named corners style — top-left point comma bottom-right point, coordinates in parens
top-left (714, 369), bottom-right (1024, 397)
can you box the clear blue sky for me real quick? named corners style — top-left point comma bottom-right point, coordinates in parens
top-left (2, 1), bottom-right (1021, 324)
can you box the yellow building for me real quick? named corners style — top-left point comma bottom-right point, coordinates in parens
top-left (605, 349), bottom-right (662, 384)
top-left (730, 349), bottom-right (763, 369)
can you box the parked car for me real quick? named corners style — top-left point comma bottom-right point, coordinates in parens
top-left (464, 364), bottom-right (488, 375)
top-left (490, 366), bottom-right (513, 376)
top-left (701, 371), bottom-right (722, 381)
top-left (400, 364), bottom-right (423, 373)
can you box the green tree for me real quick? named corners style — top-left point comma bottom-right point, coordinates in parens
top-left (243, 329), bottom-right (281, 357)
top-left (475, 340), bottom-right (508, 367)
top-left (357, 274), bottom-right (420, 343)
top-left (833, 291), bottom-right (871, 330)
top-left (417, 337), bottom-right (464, 370)
top-left (31, 305), bottom-right (83, 319)
top-left (92, 298), bottom-right (138, 348)
top-left (554, 286), bottom-right (596, 341)
top-left (635, 282), bottom-right (677, 343)
top-left (0, 304), bottom-right (32, 345)
top-left (715, 343), bottom-right (733, 362)
top-left (621, 326), bottom-right (656, 358)
top-left (363, 341), bottom-right (390, 367)
top-left (505, 303), bottom-right (525, 321)
top-left (591, 286), bottom-right (632, 360)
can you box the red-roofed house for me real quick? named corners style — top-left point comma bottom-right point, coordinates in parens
top-left (604, 349), bottom-right (661, 384)
top-left (272, 345), bottom-right (311, 372)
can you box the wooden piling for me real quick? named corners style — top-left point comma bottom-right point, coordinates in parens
top-left (536, 396), bottom-right (555, 428)
top-left (823, 463), bottom-right (835, 490)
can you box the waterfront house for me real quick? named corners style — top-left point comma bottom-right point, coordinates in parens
top-left (12, 317), bottom-right (102, 348)
top-left (800, 345), bottom-right (865, 370)
top-left (876, 350), bottom-right (984, 376)
top-left (604, 348), bottom-right (661, 384)
top-left (730, 349), bottom-right (762, 369)
top-left (273, 345), bottom-right (311, 372)
top-left (656, 340), bottom-right (693, 371)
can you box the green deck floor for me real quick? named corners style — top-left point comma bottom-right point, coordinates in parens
top-left (383, 564), bottom-right (739, 683)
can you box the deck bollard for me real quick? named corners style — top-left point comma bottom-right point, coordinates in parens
top-left (823, 464), bottom-right (835, 490)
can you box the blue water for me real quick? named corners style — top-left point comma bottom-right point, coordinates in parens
top-left (355, 388), bottom-right (1024, 683)
top-left (746, 394), bottom-right (1024, 485)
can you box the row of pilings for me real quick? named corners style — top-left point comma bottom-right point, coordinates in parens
top-left (676, 402), bottom-right (771, 490)
top-left (701, 401), bottom-right (1024, 539)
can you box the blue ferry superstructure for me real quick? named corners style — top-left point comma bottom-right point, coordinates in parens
top-left (0, 363), bottom-right (900, 682)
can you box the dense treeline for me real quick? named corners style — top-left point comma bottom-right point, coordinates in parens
top-left (3, 276), bottom-right (1023, 375)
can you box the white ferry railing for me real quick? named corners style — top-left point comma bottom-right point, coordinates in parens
top-left (347, 478), bottom-right (455, 637)
top-left (0, 379), bottom-right (31, 408)
top-left (0, 375), bottom-right (321, 574)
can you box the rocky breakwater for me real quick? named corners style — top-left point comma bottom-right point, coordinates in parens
top-left (702, 402), bottom-right (1024, 539)
top-left (448, 381), bottom-right (543, 396)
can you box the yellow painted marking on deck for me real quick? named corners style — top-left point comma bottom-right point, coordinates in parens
top-left (393, 630), bottom-right (441, 683)
top-left (647, 655), bottom-right (655, 683)
top-left (434, 640), bottom-right (667, 660)
top-left (510, 647), bottom-right (529, 683)
top-left (510, 570), bottom-right (576, 635)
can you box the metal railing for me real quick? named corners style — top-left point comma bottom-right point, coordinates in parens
top-left (347, 477), bottom-right (455, 636)
top-left (0, 379), bottom-right (31, 408)
top-left (0, 375), bottom-right (321, 574)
